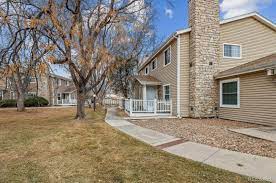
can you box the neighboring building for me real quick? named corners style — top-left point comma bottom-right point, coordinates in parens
top-left (0, 73), bottom-right (77, 106)
top-left (132, 0), bottom-right (276, 126)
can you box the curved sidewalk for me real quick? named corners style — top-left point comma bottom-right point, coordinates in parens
top-left (105, 108), bottom-right (276, 182)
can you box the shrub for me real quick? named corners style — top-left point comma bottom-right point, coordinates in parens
top-left (24, 96), bottom-right (49, 107)
top-left (0, 99), bottom-right (17, 108)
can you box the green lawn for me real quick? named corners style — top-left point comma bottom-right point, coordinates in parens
top-left (0, 107), bottom-right (265, 182)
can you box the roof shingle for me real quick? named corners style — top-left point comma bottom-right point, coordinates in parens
top-left (215, 53), bottom-right (276, 79)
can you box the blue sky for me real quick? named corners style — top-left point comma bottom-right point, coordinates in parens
top-left (154, 0), bottom-right (276, 40)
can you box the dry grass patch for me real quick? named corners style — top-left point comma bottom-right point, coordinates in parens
top-left (0, 107), bottom-right (266, 182)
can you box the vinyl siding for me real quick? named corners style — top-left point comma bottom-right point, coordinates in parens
top-left (219, 71), bottom-right (276, 126)
top-left (220, 17), bottom-right (276, 71)
top-left (141, 39), bottom-right (178, 115)
top-left (179, 33), bottom-right (190, 117)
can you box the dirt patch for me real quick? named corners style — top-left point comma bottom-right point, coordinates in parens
top-left (130, 118), bottom-right (276, 158)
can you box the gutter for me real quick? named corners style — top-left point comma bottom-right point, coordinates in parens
top-left (175, 34), bottom-right (181, 117)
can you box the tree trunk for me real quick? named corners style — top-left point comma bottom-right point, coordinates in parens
top-left (75, 89), bottom-right (86, 120)
top-left (17, 93), bottom-right (25, 112)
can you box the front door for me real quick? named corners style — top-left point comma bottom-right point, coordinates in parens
top-left (146, 86), bottom-right (156, 100)
top-left (146, 86), bottom-right (156, 112)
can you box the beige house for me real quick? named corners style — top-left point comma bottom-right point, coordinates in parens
top-left (0, 73), bottom-right (77, 106)
top-left (130, 0), bottom-right (276, 126)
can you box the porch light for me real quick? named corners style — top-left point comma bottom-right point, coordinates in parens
top-left (93, 94), bottom-right (96, 111)
top-left (267, 69), bottom-right (275, 76)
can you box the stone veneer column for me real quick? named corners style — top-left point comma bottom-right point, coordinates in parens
top-left (188, 0), bottom-right (220, 118)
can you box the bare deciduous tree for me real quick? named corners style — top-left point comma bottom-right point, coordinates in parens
top-left (34, 0), bottom-right (153, 119)
top-left (0, 1), bottom-right (50, 111)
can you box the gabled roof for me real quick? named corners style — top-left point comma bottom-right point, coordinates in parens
top-left (57, 85), bottom-right (76, 93)
top-left (134, 75), bottom-right (162, 85)
top-left (139, 12), bottom-right (276, 71)
top-left (50, 74), bottom-right (72, 81)
top-left (215, 53), bottom-right (276, 79)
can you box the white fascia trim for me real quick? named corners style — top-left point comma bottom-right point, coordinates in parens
top-left (220, 78), bottom-right (240, 109)
top-left (220, 12), bottom-right (257, 24)
top-left (221, 12), bottom-right (276, 30)
top-left (176, 35), bottom-right (181, 117)
top-left (176, 28), bottom-right (191, 35)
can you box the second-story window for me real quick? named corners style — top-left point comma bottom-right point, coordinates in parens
top-left (164, 47), bottom-right (171, 66)
top-left (66, 81), bottom-right (70, 86)
top-left (151, 59), bottom-right (157, 70)
top-left (30, 77), bottom-right (36, 83)
top-left (223, 44), bottom-right (241, 59)
top-left (58, 79), bottom-right (62, 86)
top-left (145, 66), bottom-right (149, 75)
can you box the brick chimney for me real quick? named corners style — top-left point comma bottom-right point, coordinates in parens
top-left (188, 0), bottom-right (220, 118)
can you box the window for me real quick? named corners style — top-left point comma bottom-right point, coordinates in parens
top-left (57, 93), bottom-right (61, 101)
top-left (163, 85), bottom-right (170, 101)
top-left (223, 44), bottom-right (241, 59)
top-left (220, 78), bottom-right (240, 108)
top-left (0, 90), bottom-right (3, 100)
top-left (30, 77), bottom-right (36, 83)
top-left (164, 47), bottom-right (171, 66)
top-left (145, 66), bottom-right (149, 75)
top-left (57, 79), bottom-right (62, 86)
top-left (10, 91), bottom-right (15, 100)
top-left (151, 59), bottom-right (157, 70)
top-left (27, 92), bottom-right (36, 98)
top-left (66, 81), bottom-right (70, 86)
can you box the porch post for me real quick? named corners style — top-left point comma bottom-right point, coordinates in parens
top-left (130, 98), bottom-right (133, 116)
top-left (170, 99), bottom-right (173, 116)
top-left (154, 99), bottom-right (157, 115)
top-left (142, 85), bottom-right (147, 100)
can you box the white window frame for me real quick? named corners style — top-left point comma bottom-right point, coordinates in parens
top-left (27, 92), bottom-right (36, 97)
top-left (66, 81), bottom-right (70, 86)
top-left (10, 91), bottom-right (15, 100)
top-left (57, 93), bottom-right (61, 101)
top-left (58, 79), bottom-right (62, 86)
top-left (163, 46), bottom-right (171, 66)
top-left (144, 66), bottom-right (149, 75)
top-left (223, 43), bottom-right (242, 59)
top-left (0, 90), bottom-right (3, 100)
top-left (30, 77), bottom-right (36, 83)
top-left (163, 84), bottom-right (171, 101)
top-left (151, 59), bottom-right (157, 71)
top-left (220, 78), bottom-right (240, 108)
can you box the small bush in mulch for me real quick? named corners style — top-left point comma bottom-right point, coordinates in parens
top-left (0, 99), bottom-right (17, 108)
top-left (24, 96), bottom-right (49, 107)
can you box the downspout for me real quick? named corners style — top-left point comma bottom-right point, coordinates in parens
top-left (175, 34), bottom-right (181, 118)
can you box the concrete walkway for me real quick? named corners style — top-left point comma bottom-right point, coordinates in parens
top-left (105, 108), bottom-right (181, 146)
top-left (105, 108), bottom-right (276, 182)
top-left (230, 127), bottom-right (276, 142)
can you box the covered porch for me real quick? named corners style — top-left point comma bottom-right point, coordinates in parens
top-left (56, 86), bottom-right (77, 106)
top-left (126, 75), bottom-right (172, 117)
top-left (57, 92), bottom-right (77, 105)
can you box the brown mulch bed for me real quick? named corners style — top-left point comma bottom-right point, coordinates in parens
top-left (130, 118), bottom-right (276, 158)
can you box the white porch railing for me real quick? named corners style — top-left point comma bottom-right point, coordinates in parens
top-left (125, 99), bottom-right (172, 116)
top-left (57, 99), bottom-right (77, 105)
top-left (103, 98), bottom-right (123, 107)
